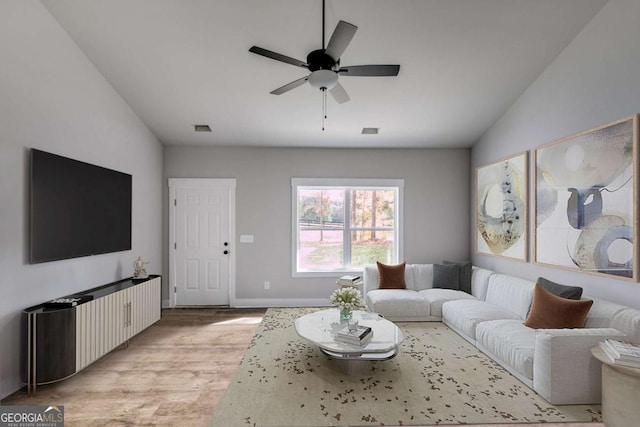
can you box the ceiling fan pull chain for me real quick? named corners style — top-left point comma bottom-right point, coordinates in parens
top-left (322, 88), bottom-right (326, 131)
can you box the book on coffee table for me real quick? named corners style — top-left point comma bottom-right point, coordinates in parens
top-left (336, 325), bottom-right (373, 345)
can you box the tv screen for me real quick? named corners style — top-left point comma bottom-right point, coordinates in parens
top-left (30, 149), bottom-right (132, 263)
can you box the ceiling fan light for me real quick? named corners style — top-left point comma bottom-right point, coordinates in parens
top-left (308, 69), bottom-right (338, 90)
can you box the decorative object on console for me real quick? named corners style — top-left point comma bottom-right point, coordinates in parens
top-left (133, 256), bottom-right (149, 279)
top-left (329, 286), bottom-right (363, 321)
top-left (43, 295), bottom-right (93, 309)
top-left (535, 114), bottom-right (639, 280)
top-left (476, 151), bottom-right (528, 261)
top-left (524, 284), bottom-right (593, 329)
top-left (536, 277), bottom-right (583, 300)
top-left (376, 261), bottom-right (406, 289)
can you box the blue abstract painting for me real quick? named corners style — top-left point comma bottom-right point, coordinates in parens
top-left (535, 115), bottom-right (638, 280)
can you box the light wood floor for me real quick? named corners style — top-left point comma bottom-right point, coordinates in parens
top-left (2, 308), bottom-right (265, 426)
top-left (2, 308), bottom-right (605, 427)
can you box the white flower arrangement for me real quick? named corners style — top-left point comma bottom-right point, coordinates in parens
top-left (329, 287), bottom-right (363, 310)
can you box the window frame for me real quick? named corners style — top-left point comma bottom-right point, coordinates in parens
top-left (291, 178), bottom-right (404, 278)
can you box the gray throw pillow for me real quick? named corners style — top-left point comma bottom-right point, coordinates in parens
top-left (537, 277), bottom-right (583, 300)
top-left (433, 263), bottom-right (460, 290)
top-left (443, 260), bottom-right (472, 294)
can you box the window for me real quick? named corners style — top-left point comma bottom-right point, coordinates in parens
top-left (292, 178), bottom-right (404, 276)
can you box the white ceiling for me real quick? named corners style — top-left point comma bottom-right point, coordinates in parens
top-left (42, 0), bottom-right (607, 148)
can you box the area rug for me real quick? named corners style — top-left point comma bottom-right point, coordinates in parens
top-left (210, 308), bottom-right (602, 426)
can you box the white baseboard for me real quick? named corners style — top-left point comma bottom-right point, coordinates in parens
top-left (232, 298), bottom-right (330, 308)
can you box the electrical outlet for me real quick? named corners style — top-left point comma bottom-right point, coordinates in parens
top-left (264, 281), bottom-right (270, 290)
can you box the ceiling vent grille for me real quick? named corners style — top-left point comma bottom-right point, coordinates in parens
top-left (361, 127), bottom-right (379, 135)
top-left (194, 125), bottom-right (212, 132)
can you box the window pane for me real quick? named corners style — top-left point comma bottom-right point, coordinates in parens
top-left (299, 189), bottom-right (344, 229)
top-left (299, 230), bottom-right (344, 270)
top-left (350, 190), bottom-right (395, 228)
top-left (350, 230), bottom-right (395, 267)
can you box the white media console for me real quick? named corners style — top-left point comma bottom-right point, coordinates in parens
top-left (23, 275), bottom-right (162, 395)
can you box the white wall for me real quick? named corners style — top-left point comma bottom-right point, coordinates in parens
top-left (472, 0), bottom-right (640, 309)
top-left (0, 2), bottom-right (163, 399)
top-left (164, 146), bottom-right (470, 304)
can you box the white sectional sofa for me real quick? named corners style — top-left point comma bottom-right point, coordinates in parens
top-left (363, 263), bottom-right (476, 321)
top-left (362, 263), bottom-right (640, 405)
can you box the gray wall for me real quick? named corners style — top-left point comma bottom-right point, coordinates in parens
top-left (0, 2), bottom-right (163, 398)
top-left (164, 146), bottom-right (470, 304)
top-left (472, 0), bottom-right (640, 309)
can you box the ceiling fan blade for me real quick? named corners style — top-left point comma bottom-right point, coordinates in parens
top-left (325, 21), bottom-right (358, 61)
top-left (329, 82), bottom-right (350, 104)
top-left (270, 75), bottom-right (309, 95)
top-left (339, 65), bottom-right (400, 77)
top-left (249, 46), bottom-right (308, 68)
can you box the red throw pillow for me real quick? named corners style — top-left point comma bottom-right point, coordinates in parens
top-left (524, 284), bottom-right (593, 329)
top-left (377, 262), bottom-right (406, 289)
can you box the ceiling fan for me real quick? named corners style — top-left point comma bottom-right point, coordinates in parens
top-left (248, 0), bottom-right (401, 105)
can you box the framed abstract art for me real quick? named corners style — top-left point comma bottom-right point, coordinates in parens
top-left (476, 151), bottom-right (528, 261)
top-left (534, 115), bottom-right (639, 280)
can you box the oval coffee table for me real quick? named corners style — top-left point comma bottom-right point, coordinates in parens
top-left (294, 309), bottom-right (404, 360)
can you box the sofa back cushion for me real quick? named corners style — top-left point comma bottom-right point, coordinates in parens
top-left (471, 267), bottom-right (493, 301)
top-left (584, 297), bottom-right (627, 329)
top-left (411, 264), bottom-right (434, 291)
top-left (610, 308), bottom-right (640, 344)
top-left (485, 274), bottom-right (535, 319)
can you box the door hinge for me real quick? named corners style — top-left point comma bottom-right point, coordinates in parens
top-left (174, 242), bottom-right (177, 250)
top-left (174, 199), bottom-right (177, 206)
top-left (174, 286), bottom-right (177, 293)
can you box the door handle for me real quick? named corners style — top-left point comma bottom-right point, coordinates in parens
top-left (224, 242), bottom-right (229, 246)
top-left (223, 250), bottom-right (229, 255)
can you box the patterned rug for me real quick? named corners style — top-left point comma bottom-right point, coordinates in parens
top-left (210, 308), bottom-right (602, 426)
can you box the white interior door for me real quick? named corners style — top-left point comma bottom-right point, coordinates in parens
top-left (169, 179), bottom-right (236, 306)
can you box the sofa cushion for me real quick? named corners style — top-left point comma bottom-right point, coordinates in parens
top-left (610, 307), bottom-right (640, 344)
top-left (433, 263), bottom-right (460, 290)
top-left (471, 267), bottom-right (493, 301)
top-left (442, 299), bottom-right (520, 341)
top-left (524, 284), bottom-right (593, 329)
top-left (444, 260), bottom-right (472, 294)
top-left (418, 289), bottom-right (476, 317)
top-left (584, 297), bottom-right (627, 328)
top-left (476, 319), bottom-right (535, 380)
top-left (537, 277), bottom-right (583, 300)
top-left (411, 264), bottom-right (434, 291)
top-left (485, 274), bottom-right (535, 320)
top-left (365, 289), bottom-right (430, 319)
top-left (377, 262), bottom-right (407, 289)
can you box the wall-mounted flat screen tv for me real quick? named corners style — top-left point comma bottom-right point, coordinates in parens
top-left (30, 149), bottom-right (132, 263)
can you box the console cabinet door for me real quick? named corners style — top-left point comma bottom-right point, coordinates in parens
top-left (126, 277), bottom-right (162, 340)
top-left (76, 290), bottom-right (128, 371)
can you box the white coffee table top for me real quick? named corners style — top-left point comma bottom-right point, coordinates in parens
top-left (294, 309), bottom-right (404, 360)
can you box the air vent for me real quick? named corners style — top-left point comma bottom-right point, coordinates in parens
top-left (361, 127), bottom-right (379, 135)
top-left (194, 125), bottom-right (212, 132)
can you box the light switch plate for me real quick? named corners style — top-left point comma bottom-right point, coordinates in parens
top-left (240, 235), bottom-right (254, 243)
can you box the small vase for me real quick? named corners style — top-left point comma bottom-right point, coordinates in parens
top-left (340, 307), bottom-right (353, 321)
